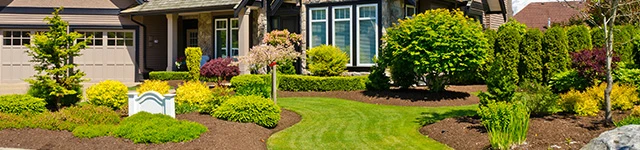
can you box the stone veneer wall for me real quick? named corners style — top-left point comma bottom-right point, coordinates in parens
top-left (198, 13), bottom-right (213, 56)
top-left (251, 5), bottom-right (268, 46)
top-left (381, 0), bottom-right (405, 35)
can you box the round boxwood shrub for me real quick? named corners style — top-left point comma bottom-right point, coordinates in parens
top-left (213, 95), bottom-right (281, 128)
top-left (86, 80), bottom-right (128, 110)
top-left (380, 9), bottom-right (487, 92)
top-left (136, 80), bottom-right (170, 95)
top-left (307, 45), bottom-right (349, 76)
top-left (113, 112), bottom-right (207, 143)
top-left (175, 81), bottom-right (212, 105)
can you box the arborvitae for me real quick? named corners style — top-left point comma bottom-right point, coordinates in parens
top-left (542, 26), bottom-right (570, 83)
top-left (519, 29), bottom-right (544, 83)
top-left (591, 27), bottom-right (605, 48)
top-left (567, 25), bottom-right (593, 52)
top-left (614, 25), bottom-right (636, 65)
top-left (479, 29), bottom-right (497, 80)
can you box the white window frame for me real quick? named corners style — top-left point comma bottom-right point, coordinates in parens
top-left (214, 19), bottom-right (228, 58)
top-left (309, 7), bottom-right (329, 48)
top-left (332, 5), bottom-right (353, 66)
top-left (105, 31), bottom-right (134, 47)
top-left (405, 5), bottom-right (416, 18)
top-left (356, 4), bottom-right (378, 66)
top-left (230, 18), bottom-right (239, 57)
top-left (2, 30), bottom-right (32, 46)
top-left (186, 29), bottom-right (198, 47)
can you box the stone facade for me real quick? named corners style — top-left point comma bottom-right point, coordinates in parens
top-left (381, 0), bottom-right (405, 35)
top-left (251, 4), bottom-right (268, 46)
top-left (198, 13), bottom-right (213, 56)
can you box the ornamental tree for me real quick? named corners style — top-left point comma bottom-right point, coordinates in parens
top-left (380, 9), bottom-right (488, 92)
top-left (262, 30), bottom-right (302, 74)
top-left (25, 7), bottom-right (88, 110)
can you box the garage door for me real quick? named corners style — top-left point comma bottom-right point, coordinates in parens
top-left (0, 30), bottom-right (37, 84)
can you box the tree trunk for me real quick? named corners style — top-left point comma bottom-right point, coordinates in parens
top-left (604, 0), bottom-right (620, 124)
top-left (271, 65), bottom-right (277, 104)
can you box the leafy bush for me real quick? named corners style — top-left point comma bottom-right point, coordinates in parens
top-left (149, 71), bottom-right (189, 80)
top-left (516, 81), bottom-right (559, 116)
top-left (175, 81), bottom-right (212, 105)
top-left (113, 112), bottom-right (207, 143)
top-left (631, 105), bottom-right (640, 117)
top-left (478, 101), bottom-right (529, 149)
top-left (614, 25), bottom-right (637, 65)
top-left (32, 105), bottom-right (120, 131)
top-left (479, 29), bottom-right (497, 80)
top-left (27, 82), bottom-right (82, 109)
top-left (566, 25), bottom-right (593, 52)
top-left (615, 63), bottom-right (640, 92)
top-left (307, 45), bottom-right (349, 76)
top-left (615, 116), bottom-right (640, 127)
top-left (231, 74), bottom-right (271, 98)
top-left (213, 95), bottom-right (281, 128)
top-left (380, 9), bottom-right (487, 92)
top-left (591, 27), bottom-right (605, 48)
top-left (0, 94), bottom-right (46, 114)
top-left (185, 47), bottom-right (202, 81)
top-left (366, 61), bottom-right (391, 90)
top-left (72, 124), bottom-right (117, 138)
top-left (570, 47), bottom-right (620, 83)
top-left (277, 59), bottom-right (297, 75)
top-left (201, 58), bottom-right (240, 82)
top-left (480, 57), bottom-right (518, 106)
top-left (0, 112), bottom-right (28, 129)
top-left (542, 26), bottom-right (570, 82)
top-left (559, 89), bottom-right (600, 116)
top-left (389, 64), bottom-right (417, 88)
top-left (200, 86), bottom-right (234, 114)
top-left (86, 80), bottom-right (128, 110)
top-left (549, 70), bottom-right (591, 93)
top-left (518, 28), bottom-right (544, 83)
top-left (278, 75), bottom-right (367, 91)
top-left (137, 80), bottom-right (170, 95)
top-left (584, 82), bottom-right (640, 110)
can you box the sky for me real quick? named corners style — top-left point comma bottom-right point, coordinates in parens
top-left (512, 0), bottom-right (581, 15)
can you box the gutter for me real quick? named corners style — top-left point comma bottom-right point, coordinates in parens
top-left (130, 15), bottom-right (147, 81)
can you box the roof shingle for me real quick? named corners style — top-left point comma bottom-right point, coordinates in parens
top-left (121, 0), bottom-right (241, 15)
top-left (513, 1), bottom-right (585, 30)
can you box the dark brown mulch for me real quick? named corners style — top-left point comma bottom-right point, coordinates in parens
top-left (420, 111), bottom-right (630, 150)
top-left (279, 85), bottom-right (487, 107)
top-left (0, 109), bottom-right (301, 150)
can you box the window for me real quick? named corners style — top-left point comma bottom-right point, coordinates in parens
top-left (77, 31), bottom-right (103, 46)
top-left (186, 29), bottom-right (198, 47)
top-left (107, 31), bottom-right (133, 46)
top-left (309, 7), bottom-right (328, 48)
top-left (332, 6), bottom-right (352, 65)
top-left (231, 19), bottom-right (239, 57)
top-left (214, 18), bottom-right (239, 58)
top-left (2, 31), bottom-right (31, 46)
top-left (215, 19), bottom-right (228, 58)
top-left (357, 4), bottom-right (378, 66)
top-left (405, 5), bottom-right (416, 18)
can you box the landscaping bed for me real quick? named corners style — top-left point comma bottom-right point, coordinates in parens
top-left (0, 109), bottom-right (300, 150)
top-left (279, 85), bottom-right (486, 107)
top-left (421, 111), bottom-right (629, 150)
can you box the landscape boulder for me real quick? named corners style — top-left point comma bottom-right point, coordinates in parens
top-left (582, 125), bottom-right (640, 150)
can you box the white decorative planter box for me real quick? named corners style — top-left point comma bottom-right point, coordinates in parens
top-left (128, 91), bottom-right (176, 118)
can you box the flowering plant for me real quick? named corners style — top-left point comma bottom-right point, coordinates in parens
top-left (175, 56), bottom-right (186, 70)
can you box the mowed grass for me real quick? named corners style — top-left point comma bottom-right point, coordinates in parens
top-left (268, 97), bottom-right (477, 150)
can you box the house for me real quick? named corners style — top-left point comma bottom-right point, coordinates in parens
top-left (0, 0), bottom-right (504, 85)
top-left (513, 1), bottom-right (584, 30)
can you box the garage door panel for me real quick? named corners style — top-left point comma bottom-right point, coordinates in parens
top-left (75, 30), bottom-right (135, 83)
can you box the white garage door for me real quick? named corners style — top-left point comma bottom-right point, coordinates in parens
top-left (0, 30), bottom-right (36, 84)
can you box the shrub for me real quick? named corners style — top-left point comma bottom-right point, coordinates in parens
top-left (542, 26), bottom-right (570, 82)
top-left (366, 60), bottom-right (391, 90)
top-left (480, 57), bottom-right (518, 106)
top-left (615, 116), bottom-right (640, 127)
top-left (113, 112), bottom-right (207, 143)
top-left (566, 25), bottom-right (593, 52)
top-left (559, 89), bottom-right (600, 116)
top-left (32, 105), bottom-right (121, 131)
top-left (137, 80), bottom-right (170, 95)
top-left (479, 29), bottom-right (497, 80)
top-left (478, 101), bottom-right (529, 149)
top-left (277, 59), bottom-right (297, 75)
top-left (213, 95), bottom-right (281, 128)
top-left (570, 47), bottom-right (620, 83)
top-left (86, 80), bottom-right (128, 110)
top-left (614, 25), bottom-right (637, 65)
top-left (185, 47), bottom-right (202, 81)
top-left (27, 82), bottom-right (82, 109)
top-left (631, 105), bottom-right (640, 117)
top-left (380, 9), bottom-right (487, 92)
top-left (72, 124), bottom-right (117, 138)
top-left (516, 81), bottom-right (560, 116)
top-left (201, 58), bottom-right (240, 82)
top-left (584, 82), bottom-right (640, 110)
top-left (278, 75), bottom-right (367, 91)
top-left (0, 94), bottom-right (46, 114)
top-left (200, 86), bottom-right (234, 114)
top-left (231, 74), bottom-right (271, 98)
top-left (549, 70), bottom-right (591, 93)
top-left (518, 28), bottom-right (544, 83)
top-left (175, 81), bottom-right (212, 105)
top-left (616, 63), bottom-right (640, 92)
top-left (389, 64), bottom-right (417, 88)
top-left (591, 27), bottom-right (605, 48)
top-left (0, 112), bottom-right (28, 129)
top-left (307, 45), bottom-right (349, 76)
top-left (149, 71), bottom-right (189, 80)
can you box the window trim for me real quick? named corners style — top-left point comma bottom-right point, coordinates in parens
top-left (332, 5), bottom-right (353, 66)
top-left (186, 29), bottom-right (198, 47)
top-left (230, 18), bottom-right (239, 57)
top-left (405, 5), bottom-right (416, 18)
top-left (356, 4), bottom-right (378, 66)
top-left (214, 18), bottom-right (228, 58)
top-left (309, 7), bottom-right (329, 48)
top-left (2, 30), bottom-right (32, 46)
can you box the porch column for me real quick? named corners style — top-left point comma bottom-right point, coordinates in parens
top-left (166, 13), bottom-right (179, 71)
top-left (238, 8), bottom-right (251, 74)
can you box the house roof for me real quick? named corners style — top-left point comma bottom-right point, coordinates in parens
top-left (121, 0), bottom-right (241, 15)
top-left (0, 13), bottom-right (138, 27)
top-left (1, 0), bottom-right (137, 10)
top-left (513, 1), bottom-right (584, 30)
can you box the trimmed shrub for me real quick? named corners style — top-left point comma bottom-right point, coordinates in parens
top-left (566, 25), bottom-right (593, 52)
top-left (185, 47), bottom-right (202, 81)
top-left (72, 124), bottom-right (117, 138)
top-left (200, 86), bottom-right (234, 114)
top-left (113, 112), bottom-right (207, 143)
top-left (307, 45), bottom-right (349, 76)
top-left (201, 58), bottom-right (240, 82)
top-left (231, 74), bottom-right (271, 98)
top-left (137, 80), bottom-right (170, 95)
top-left (86, 80), bottom-right (128, 110)
top-left (480, 56), bottom-right (518, 105)
top-left (559, 89), bottom-right (600, 116)
top-left (516, 81), bottom-right (560, 116)
top-left (0, 94), bottom-right (46, 114)
top-left (380, 9), bottom-right (487, 92)
top-left (479, 29), bottom-right (497, 80)
top-left (27, 82), bottom-right (82, 109)
top-left (478, 101), bottom-right (529, 149)
top-left (278, 75), bottom-right (367, 91)
top-left (149, 71), bottom-right (189, 80)
top-left (213, 95), bottom-right (281, 128)
top-left (542, 26), bottom-right (570, 83)
top-left (584, 82), bottom-right (640, 110)
top-left (591, 27), bottom-right (605, 48)
top-left (175, 81), bottom-right (212, 105)
top-left (549, 69), bottom-right (591, 93)
top-left (518, 28), bottom-right (544, 83)
top-left (571, 47), bottom-right (620, 83)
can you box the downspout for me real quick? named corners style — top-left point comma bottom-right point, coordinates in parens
top-left (130, 15), bottom-right (147, 81)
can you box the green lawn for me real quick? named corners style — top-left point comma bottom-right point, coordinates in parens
top-left (268, 97), bottom-right (477, 150)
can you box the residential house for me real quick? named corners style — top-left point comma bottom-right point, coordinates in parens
top-left (513, 1), bottom-right (584, 30)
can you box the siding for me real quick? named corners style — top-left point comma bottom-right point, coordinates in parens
top-left (0, 13), bottom-right (138, 27)
top-left (143, 15), bottom-right (168, 71)
top-left (4, 0), bottom-right (137, 9)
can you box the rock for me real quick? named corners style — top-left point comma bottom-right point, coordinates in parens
top-left (581, 125), bottom-right (640, 150)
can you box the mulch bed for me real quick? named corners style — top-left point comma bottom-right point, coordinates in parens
top-left (279, 85), bottom-right (487, 107)
top-left (0, 109), bottom-right (301, 150)
top-left (421, 111), bottom-right (630, 150)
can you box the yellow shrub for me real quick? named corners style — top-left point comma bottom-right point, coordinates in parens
top-left (584, 83), bottom-right (639, 110)
top-left (86, 80), bottom-right (128, 110)
top-left (137, 80), bottom-right (170, 95)
top-left (559, 89), bottom-right (600, 116)
top-left (631, 106), bottom-right (640, 117)
top-left (175, 81), bottom-right (212, 105)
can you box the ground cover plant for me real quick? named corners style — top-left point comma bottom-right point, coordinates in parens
top-left (213, 95), bottom-right (281, 128)
top-left (0, 94), bottom-right (46, 114)
top-left (0, 105), bottom-right (120, 131)
top-left (113, 112), bottom-right (207, 143)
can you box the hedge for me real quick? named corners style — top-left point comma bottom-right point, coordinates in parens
top-left (0, 94), bottom-right (46, 114)
top-left (149, 71), bottom-right (217, 82)
top-left (230, 74), bottom-right (368, 91)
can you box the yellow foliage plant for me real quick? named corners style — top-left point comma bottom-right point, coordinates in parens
top-left (86, 80), bottom-right (128, 110)
top-left (137, 80), bottom-right (170, 95)
top-left (175, 81), bottom-right (212, 105)
top-left (559, 89), bottom-right (600, 116)
top-left (584, 82), bottom-right (639, 110)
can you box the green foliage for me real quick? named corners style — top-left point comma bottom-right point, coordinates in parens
top-left (614, 25), bottom-right (637, 65)
top-left (0, 112), bottom-right (29, 130)
top-left (615, 63), bottom-right (640, 93)
top-left (586, 82), bottom-right (640, 110)
top-left (86, 80), bottom-right (128, 110)
top-left (366, 60), bottom-right (391, 90)
top-left (149, 71), bottom-right (217, 82)
top-left (542, 26), bottom-right (570, 83)
top-left (478, 101), bottom-right (530, 149)
top-left (591, 27), bottom-right (605, 48)
top-left (307, 45), bottom-right (349, 76)
top-left (389, 64), bottom-right (417, 88)
top-left (25, 7), bottom-right (87, 110)
top-left (516, 81), bottom-right (560, 116)
top-left (381, 9), bottom-right (487, 92)
top-left (277, 60), bottom-right (297, 75)
top-left (137, 80), bottom-right (170, 95)
top-left (231, 74), bottom-right (271, 98)
top-left (480, 57), bottom-right (518, 106)
top-left (518, 28), bottom-right (544, 83)
top-left (479, 29), bottom-right (497, 80)
top-left (615, 116), bottom-right (640, 127)
top-left (213, 95), bottom-right (281, 128)
top-left (0, 105), bottom-right (120, 131)
top-left (175, 103), bottom-right (200, 114)
top-left (566, 25), bottom-right (593, 52)
top-left (559, 89), bottom-right (600, 116)
top-left (175, 81), bottom-right (212, 105)
top-left (549, 70), bottom-right (591, 93)
top-left (185, 47), bottom-right (202, 81)
top-left (72, 124), bottom-right (117, 138)
top-left (200, 86), bottom-right (234, 114)
top-left (0, 94), bottom-right (46, 114)
top-left (113, 112), bottom-right (207, 143)
top-left (278, 75), bottom-right (367, 91)
top-left (27, 82), bottom-right (82, 109)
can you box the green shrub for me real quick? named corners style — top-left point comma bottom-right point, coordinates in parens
top-left (213, 95), bottom-right (281, 128)
top-left (559, 89), bottom-right (600, 116)
top-left (30, 105), bottom-right (120, 131)
top-left (137, 80), bottom-right (170, 95)
top-left (86, 80), bottom-right (128, 110)
top-left (591, 27), bottom-right (605, 48)
top-left (175, 81), bottom-right (212, 105)
top-left (614, 25), bottom-right (637, 65)
top-left (185, 47), bottom-right (202, 81)
top-left (200, 86), bottom-right (234, 114)
top-left (72, 124), bottom-right (117, 138)
top-left (566, 25), bottom-right (593, 52)
top-left (585, 82), bottom-right (640, 110)
top-left (549, 69), bottom-right (591, 93)
top-left (516, 81), bottom-right (559, 116)
top-left (0, 94), bottom-right (46, 114)
top-left (479, 29), bottom-right (497, 80)
top-left (149, 71), bottom-right (217, 82)
top-left (380, 9), bottom-right (487, 92)
top-left (27, 82), bottom-right (82, 109)
top-left (307, 45), bottom-right (349, 76)
top-left (615, 116), bottom-right (640, 127)
top-left (231, 75), bottom-right (271, 98)
top-left (277, 60), bottom-right (297, 75)
top-left (0, 112), bottom-right (29, 129)
top-left (113, 112), bottom-right (207, 143)
top-left (480, 57), bottom-right (518, 106)
top-left (278, 75), bottom-right (367, 91)
top-left (615, 63), bottom-right (640, 92)
top-left (175, 103), bottom-right (200, 114)
top-left (518, 28), bottom-right (544, 83)
top-left (542, 26), bottom-right (570, 83)
top-left (478, 101), bottom-right (530, 149)
top-left (366, 61), bottom-right (391, 90)
top-left (389, 64), bottom-right (417, 88)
